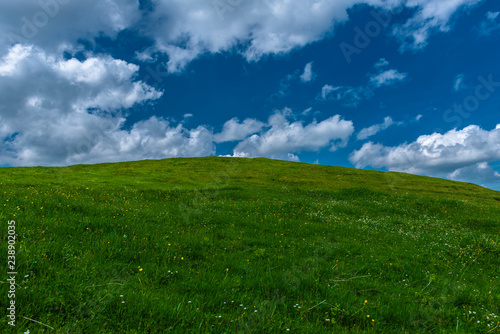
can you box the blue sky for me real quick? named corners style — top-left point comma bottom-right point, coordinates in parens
top-left (0, 0), bottom-right (500, 189)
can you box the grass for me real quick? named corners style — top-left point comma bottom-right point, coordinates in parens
top-left (0, 157), bottom-right (499, 333)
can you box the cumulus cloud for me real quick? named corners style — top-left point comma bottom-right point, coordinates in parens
top-left (449, 162), bottom-right (500, 184)
top-left (370, 69), bottom-right (407, 87)
top-left (0, 44), bottom-right (221, 166)
top-left (0, 0), bottom-right (483, 72)
top-left (213, 118), bottom-right (265, 143)
top-left (392, 0), bottom-right (483, 51)
top-left (138, 0), bottom-right (485, 71)
top-left (0, 0), bottom-right (141, 53)
top-left (232, 110), bottom-right (354, 160)
top-left (300, 61), bottom-right (315, 82)
top-left (349, 124), bottom-right (500, 177)
top-left (357, 116), bottom-right (395, 140)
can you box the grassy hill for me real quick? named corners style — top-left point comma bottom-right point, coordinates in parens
top-left (1, 157), bottom-right (499, 333)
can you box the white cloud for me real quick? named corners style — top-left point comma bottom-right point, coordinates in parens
top-left (320, 59), bottom-right (406, 106)
top-left (374, 58), bottom-right (389, 69)
top-left (449, 162), bottom-right (500, 184)
top-left (301, 107), bottom-right (313, 116)
top-left (0, 0), bottom-right (482, 73)
top-left (453, 74), bottom-right (467, 92)
top-left (370, 69), bottom-right (407, 87)
top-left (232, 110), bottom-right (354, 160)
top-left (319, 84), bottom-right (372, 107)
top-left (213, 118), bottom-right (265, 143)
top-left (392, 0), bottom-right (483, 51)
top-left (357, 116), bottom-right (394, 140)
top-left (349, 124), bottom-right (500, 178)
top-left (138, 0), bottom-right (486, 70)
top-left (0, 0), bottom-right (141, 53)
top-left (0, 44), bottom-right (221, 166)
top-left (478, 10), bottom-right (500, 35)
top-left (0, 44), bottom-right (32, 76)
top-left (300, 61), bottom-right (315, 82)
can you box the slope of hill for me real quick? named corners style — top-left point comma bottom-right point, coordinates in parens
top-left (1, 157), bottom-right (499, 333)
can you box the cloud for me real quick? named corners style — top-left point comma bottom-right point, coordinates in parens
top-left (300, 61), bottom-right (315, 82)
top-left (319, 85), bottom-right (372, 107)
top-left (392, 0), bottom-right (483, 51)
top-left (449, 162), bottom-right (500, 184)
top-left (349, 124), bottom-right (500, 178)
top-left (374, 58), bottom-right (389, 69)
top-left (319, 59), bottom-right (406, 106)
top-left (301, 107), bottom-right (313, 116)
top-left (356, 114), bottom-right (422, 141)
top-left (0, 1), bottom-right (483, 73)
top-left (357, 116), bottom-right (395, 140)
top-left (0, 44), bottom-right (224, 166)
top-left (140, 0), bottom-right (486, 70)
top-left (370, 69), bottom-right (407, 87)
top-left (453, 74), bottom-right (467, 92)
top-left (232, 109), bottom-right (354, 160)
top-left (0, 0), bottom-right (141, 53)
top-left (273, 72), bottom-right (298, 98)
top-left (478, 10), bottom-right (500, 35)
top-left (213, 118), bottom-right (265, 143)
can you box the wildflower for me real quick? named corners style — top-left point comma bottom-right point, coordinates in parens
top-left (365, 300), bottom-right (368, 304)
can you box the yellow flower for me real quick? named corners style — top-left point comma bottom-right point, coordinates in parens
top-left (139, 268), bottom-right (143, 271)
top-left (367, 315), bottom-right (370, 318)
top-left (364, 300), bottom-right (368, 304)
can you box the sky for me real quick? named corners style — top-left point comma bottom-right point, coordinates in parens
top-left (0, 0), bottom-right (500, 190)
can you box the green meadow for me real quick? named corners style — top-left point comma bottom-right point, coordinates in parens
top-left (1, 157), bottom-right (499, 333)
